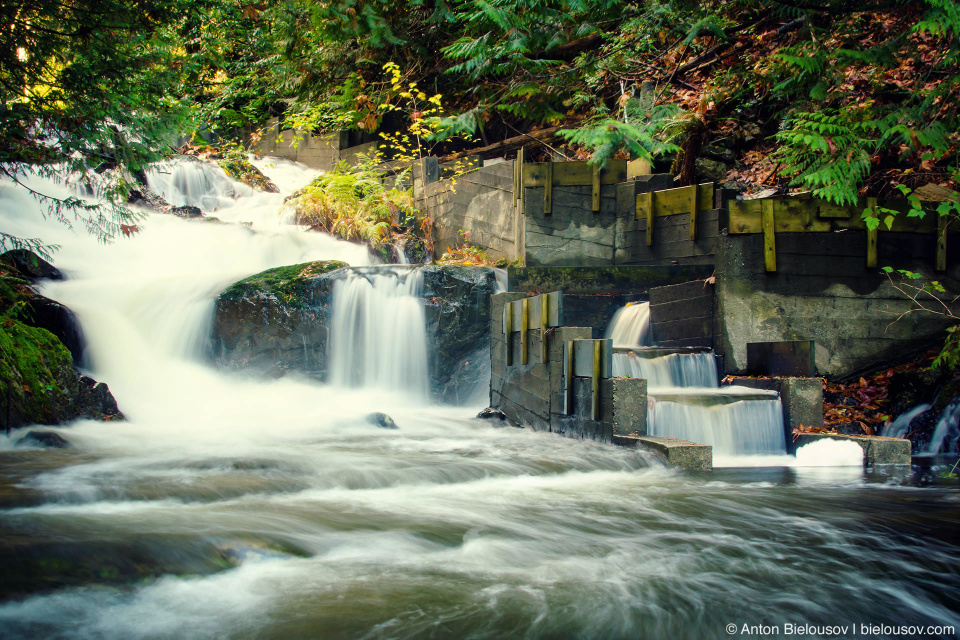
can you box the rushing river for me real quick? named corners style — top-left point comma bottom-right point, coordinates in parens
top-left (1, 159), bottom-right (959, 639)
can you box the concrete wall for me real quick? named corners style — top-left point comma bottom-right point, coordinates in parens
top-left (714, 232), bottom-right (960, 378)
top-left (418, 162), bottom-right (524, 262)
top-left (489, 293), bottom-right (648, 441)
top-left (245, 119), bottom-right (378, 171)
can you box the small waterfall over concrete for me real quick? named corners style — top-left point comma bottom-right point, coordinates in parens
top-left (612, 350), bottom-right (719, 388)
top-left (606, 301), bottom-right (786, 458)
top-left (328, 268), bottom-right (430, 399)
top-left (606, 302), bottom-right (652, 348)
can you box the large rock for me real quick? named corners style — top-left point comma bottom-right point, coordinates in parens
top-left (211, 263), bottom-right (500, 402)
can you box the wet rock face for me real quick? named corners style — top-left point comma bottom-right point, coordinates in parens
top-left (16, 431), bottom-right (71, 449)
top-left (211, 264), bottom-right (500, 403)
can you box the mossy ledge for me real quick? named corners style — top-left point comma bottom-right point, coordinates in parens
top-left (0, 320), bottom-right (76, 426)
top-left (219, 260), bottom-right (348, 305)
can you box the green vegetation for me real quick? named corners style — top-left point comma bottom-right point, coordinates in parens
top-left (219, 261), bottom-right (348, 305)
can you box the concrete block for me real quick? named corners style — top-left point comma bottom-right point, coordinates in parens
top-left (792, 433), bottom-right (911, 465)
top-left (726, 376), bottom-right (823, 440)
top-left (601, 377), bottom-right (647, 436)
top-left (613, 435), bottom-right (712, 470)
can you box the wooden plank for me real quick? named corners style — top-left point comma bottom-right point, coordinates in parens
top-left (636, 192), bottom-right (655, 245)
top-left (544, 162), bottom-right (553, 215)
top-left (866, 197), bottom-right (878, 268)
top-left (591, 165), bottom-right (600, 212)
top-left (592, 340), bottom-right (601, 420)
top-left (564, 340), bottom-right (575, 414)
top-left (689, 185), bottom-right (699, 242)
top-left (520, 297), bottom-right (529, 365)
top-left (570, 339), bottom-right (613, 378)
top-left (627, 158), bottom-right (652, 177)
top-left (522, 160), bottom-right (627, 187)
top-left (762, 199), bottom-right (776, 272)
top-left (505, 291), bottom-right (562, 331)
top-left (937, 216), bottom-right (948, 272)
top-left (540, 293), bottom-right (549, 363)
top-left (817, 201), bottom-right (853, 219)
top-left (504, 302), bottom-right (513, 366)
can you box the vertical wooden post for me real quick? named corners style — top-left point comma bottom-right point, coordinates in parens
top-left (514, 146), bottom-right (525, 202)
top-left (866, 197), bottom-right (878, 268)
top-left (689, 185), bottom-right (699, 241)
top-left (544, 162), bottom-right (553, 215)
top-left (520, 297), bottom-right (529, 365)
top-left (591, 165), bottom-right (601, 212)
top-left (641, 192), bottom-right (655, 246)
top-left (540, 293), bottom-right (549, 363)
top-left (762, 199), bottom-right (777, 272)
top-left (937, 215), bottom-right (948, 272)
top-left (504, 302), bottom-right (513, 366)
top-left (564, 340), bottom-right (575, 414)
top-left (591, 340), bottom-right (601, 421)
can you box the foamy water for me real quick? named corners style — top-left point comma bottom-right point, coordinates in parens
top-left (0, 158), bottom-right (958, 639)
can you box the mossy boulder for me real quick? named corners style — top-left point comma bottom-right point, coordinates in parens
top-left (213, 261), bottom-right (347, 376)
top-left (0, 319), bottom-right (78, 427)
top-left (218, 149), bottom-right (279, 193)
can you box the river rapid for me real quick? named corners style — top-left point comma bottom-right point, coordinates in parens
top-left (1, 158), bottom-right (959, 640)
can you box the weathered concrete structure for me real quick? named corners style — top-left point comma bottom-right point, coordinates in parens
top-left (793, 433), bottom-right (912, 465)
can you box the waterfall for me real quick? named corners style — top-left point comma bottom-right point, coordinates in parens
top-left (612, 350), bottom-right (719, 388)
top-left (926, 399), bottom-right (960, 454)
top-left (606, 300), bottom-right (786, 458)
top-left (328, 268), bottom-right (430, 399)
top-left (884, 403), bottom-right (930, 439)
top-left (146, 158), bottom-right (252, 211)
top-left (647, 390), bottom-right (786, 456)
top-left (606, 302), bottom-right (652, 348)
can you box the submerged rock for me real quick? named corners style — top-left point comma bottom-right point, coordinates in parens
top-left (77, 376), bottom-right (124, 421)
top-left (365, 412), bottom-right (398, 429)
top-left (15, 431), bottom-right (71, 449)
top-left (476, 408), bottom-right (507, 421)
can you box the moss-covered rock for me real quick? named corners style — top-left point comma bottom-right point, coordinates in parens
top-left (218, 147), bottom-right (279, 193)
top-left (220, 260), bottom-right (348, 305)
top-left (0, 319), bottom-right (78, 427)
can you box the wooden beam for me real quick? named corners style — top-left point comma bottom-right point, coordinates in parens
top-left (689, 184), bottom-right (699, 242)
top-left (540, 293), bottom-right (549, 363)
top-left (639, 192), bottom-right (655, 245)
top-left (522, 160), bottom-right (627, 187)
top-left (762, 199), bottom-right (776, 272)
top-left (592, 340), bottom-right (601, 420)
top-left (591, 164), bottom-right (600, 212)
top-left (520, 297), bottom-right (529, 365)
top-left (504, 302), bottom-right (513, 366)
top-left (866, 197), bottom-right (878, 268)
top-left (564, 340), bottom-right (574, 414)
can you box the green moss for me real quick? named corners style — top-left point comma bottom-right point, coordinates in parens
top-left (219, 260), bottom-right (348, 305)
top-left (0, 319), bottom-right (74, 425)
top-left (217, 144), bottom-right (278, 193)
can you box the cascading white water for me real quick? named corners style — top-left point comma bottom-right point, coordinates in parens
top-left (606, 302), bottom-right (652, 348)
top-left (146, 158), bottom-right (253, 210)
top-left (647, 390), bottom-right (787, 456)
top-left (612, 350), bottom-right (719, 388)
top-left (884, 403), bottom-right (930, 439)
top-left (327, 267), bottom-right (430, 399)
top-left (926, 399), bottom-right (960, 454)
top-left (605, 300), bottom-right (786, 459)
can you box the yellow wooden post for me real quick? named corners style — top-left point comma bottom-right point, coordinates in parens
top-left (544, 162), bottom-right (553, 215)
top-left (635, 191), bottom-right (654, 246)
top-left (592, 340), bottom-right (601, 421)
top-left (866, 197), bottom-right (878, 268)
top-left (565, 340), bottom-right (575, 414)
top-left (591, 165), bottom-right (600, 212)
top-left (689, 185), bottom-right (699, 241)
top-left (540, 294), bottom-right (549, 363)
top-left (520, 297), bottom-right (529, 365)
top-left (504, 302), bottom-right (513, 367)
top-left (937, 215), bottom-right (948, 272)
top-left (762, 199), bottom-right (776, 272)
top-left (514, 147), bottom-right (524, 202)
